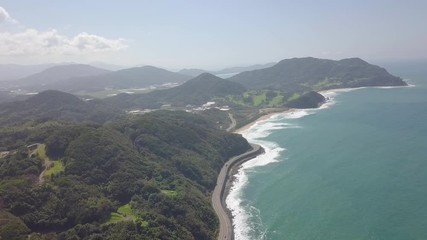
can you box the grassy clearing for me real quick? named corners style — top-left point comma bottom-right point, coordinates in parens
top-left (109, 212), bottom-right (123, 222)
top-left (226, 90), bottom-right (290, 108)
top-left (38, 144), bottom-right (64, 178)
top-left (312, 79), bottom-right (341, 91)
top-left (107, 203), bottom-right (137, 224)
top-left (268, 94), bottom-right (285, 107)
top-left (118, 204), bottom-right (135, 219)
top-left (44, 161), bottom-right (64, 177)
top-left (252, 92), bottom-right (266, 106)
top-left (161, 190), bottom-right (178, 197)
top-left (288, 93), bottom-right (301, 101)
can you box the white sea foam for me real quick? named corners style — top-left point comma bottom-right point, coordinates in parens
top-left (318, 88), bottom-right (363, 109)
top-left (243, 121), bottom-right (297, 140)
top-left (280, 110), bottom-right (311, 119)
top-left (319, 87), bottom-right (359, 98)
top-left (320, 85), bottom-right (410, 97)
top-left (371, 85), bottom-right (411, 89)
top-left (226, 139), bottom-right (283, 240)
top-left (226, 110), bottom-right (313, 240)
top-left (264, 109), bottom-right (314, 123)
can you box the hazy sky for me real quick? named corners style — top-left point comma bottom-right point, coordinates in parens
top-left (0, 0), bottom-right (426, 69)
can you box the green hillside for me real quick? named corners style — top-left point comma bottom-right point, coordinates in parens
top-left (229, 57), bottom-right (407, 91)
top-left (0, 110), bottom-right (250, 239)
top-left (0, 90), bottom-right (120, 127)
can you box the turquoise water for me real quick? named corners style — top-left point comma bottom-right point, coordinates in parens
top-left (227, 68), bottom-right (427, 240)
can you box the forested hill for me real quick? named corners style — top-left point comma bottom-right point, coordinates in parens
top-left (0, 110), bottom-right (250, 239)
top-left (229, 57), bottom-right (407, 91)
top-left (0, 90), bottom-right (120, 127)
top-left (106, 73), bottom-right (246, 108)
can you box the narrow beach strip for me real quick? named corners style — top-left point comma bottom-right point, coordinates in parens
top-left (212, 109), bottom-right (291, 240)
top-left (212, 143), bottom-right (264, 240)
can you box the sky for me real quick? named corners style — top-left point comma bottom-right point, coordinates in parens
top-left (0, 0), bottom-right (426, 69)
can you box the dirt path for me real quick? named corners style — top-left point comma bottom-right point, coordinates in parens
top-left (32, 144), bottom-right (52, 185)
top-left (38, 166), bottom-right (48, 184)
top-left (226, 113), bottom-right (237, 132)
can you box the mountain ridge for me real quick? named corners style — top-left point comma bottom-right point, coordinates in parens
top-left (0, 64), bottom-right (56, 81)
top-left (229, 57), bottom-right (407, 91)
top-left (9, 64), bottom-right (111, 88)
top-left (178, 62), bottom-right (276, 77)
top-left (40, 65), bottom-right (192, 93)
top-left (106, 73), bottom-right (246, 108)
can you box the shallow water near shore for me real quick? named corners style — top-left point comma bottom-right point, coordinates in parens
top-left (226, 68), bottom-right (427, 239)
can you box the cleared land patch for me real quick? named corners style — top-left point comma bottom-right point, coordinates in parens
top-left (37, 144), bottom-right (64, 180)
top-left (107, 203), bottom-right (137, 223)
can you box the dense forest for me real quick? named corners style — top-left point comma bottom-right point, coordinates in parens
top-left (0, 98), bottom-right (250, 240)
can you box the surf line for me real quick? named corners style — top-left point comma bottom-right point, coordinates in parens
top-left (212, 143), bottom-right (265, 240)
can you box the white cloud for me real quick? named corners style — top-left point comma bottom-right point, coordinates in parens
top-left (0, 28), bottom-right (127, 56)
top-left (0, 6), bottom-right (127, 56)
top-left (0, 6), bottom-right (17, 24)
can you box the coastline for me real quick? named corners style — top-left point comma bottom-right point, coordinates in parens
top-left (214, 108), bottom-right (309, 240)
top-left (212, 109), bottom-right (291, 240)
top-left (212, 143), bottom-right (265, 240)
top-left (217, 84), bottom-right (411, 239)
top-left (220, 98), bottom-right (327, 239)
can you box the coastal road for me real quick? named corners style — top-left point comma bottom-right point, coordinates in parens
top-left (212, 144), bottom-right (264, 240)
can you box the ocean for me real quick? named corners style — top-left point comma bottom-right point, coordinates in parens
top-left (226, 65), bottom-right (427, 240)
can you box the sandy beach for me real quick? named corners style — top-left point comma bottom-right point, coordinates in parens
top-left (212, 109), bottom-right (292, 239)
top-left (233, 108), bottom-right (296, 134)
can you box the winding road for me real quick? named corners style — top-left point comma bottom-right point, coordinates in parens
top-left (212, 144), bottom-right (264, 240)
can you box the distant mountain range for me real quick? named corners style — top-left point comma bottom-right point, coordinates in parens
top-left (229, 57), bottom-right (407, 91)
top-left (178, 62), bottom-right (276, 77)
top-left (105, 57), bottom-right (407, 109)
top-left (3, 61), bottom-right (277, 94)
top-left (7, 64), bottom-right (111, 88)
top-left (107, 73), bottom-right (246, 108)
top-left (43, 65), bottom-right (192, 93)
top-left (0, 62), bottom-right (127, 82)
top-left (0, 64), bottom-right (55, 81)
top-left (0, 57), bottom-right (407, 109)
top-left (4, 65), bottom-right (192, 94)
